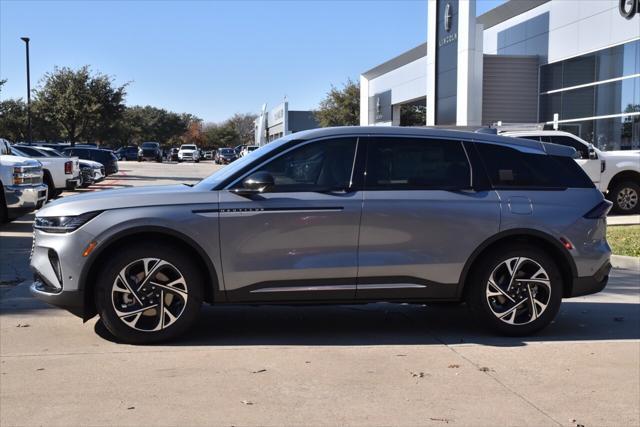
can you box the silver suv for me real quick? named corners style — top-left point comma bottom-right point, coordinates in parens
top-left (30, 127), bottom-right (612, 343)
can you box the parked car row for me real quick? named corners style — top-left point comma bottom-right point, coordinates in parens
top-left (1, 139), bottom-right (117, 222)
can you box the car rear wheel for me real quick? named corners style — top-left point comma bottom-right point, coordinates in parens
top-left (609, 181), bottom-right (639, 214)
top-left (95, 244), bottom-right (203, 344)
top-left (467, 245), bottom-right (562, 336)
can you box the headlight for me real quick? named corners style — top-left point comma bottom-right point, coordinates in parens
top-left (13, 166), bottom-right (43, 186)
top-left (34, 211), bottom-right (102, 233)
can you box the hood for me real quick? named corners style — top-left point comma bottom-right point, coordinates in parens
top-left (79, 159), bottom-right (103, 168)
top-left (0, 154), bottom-right (41, 168)
top-left (37, 184), bottom-right (215, 217)
top-left (604, 150), bottom-right (640, 158)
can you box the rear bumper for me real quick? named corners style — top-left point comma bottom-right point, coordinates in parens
top-left (570, 260), bottom-right (611, 297)
top-left (4, 184), bottom-right (48, 218)
top-left (66, 178), bottom-right (80, 190)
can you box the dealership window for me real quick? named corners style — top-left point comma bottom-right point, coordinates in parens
top-left (365, 138), bottom-right (470, 190)
top-left (250, 137), bottom-right (357, 192)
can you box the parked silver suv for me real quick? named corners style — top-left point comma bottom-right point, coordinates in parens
top-left (30, 127), bottom-right (612, 343)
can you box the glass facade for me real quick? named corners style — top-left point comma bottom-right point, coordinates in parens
top-left (539, 39), bottom-right (640, 150)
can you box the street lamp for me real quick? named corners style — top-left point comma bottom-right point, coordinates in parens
top-left (20, 37), bottom-right (32, 145)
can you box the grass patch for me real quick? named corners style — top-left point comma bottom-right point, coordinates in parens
top-left (607, 225), bottom-right (640, 257)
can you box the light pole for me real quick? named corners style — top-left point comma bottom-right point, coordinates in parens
top-left (20, 37), bottom-right (32, 145)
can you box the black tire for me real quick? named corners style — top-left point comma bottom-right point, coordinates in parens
top-left (466, 244), bottom-right (563, 336)
top-left (43, 173), bottom-right (58, 200)
top-left (608, 180), bottom-right (640, 215)
top-left (94, 243), bottom-right (203, 344)
top-left (137, 157), bottom-right (142, 162)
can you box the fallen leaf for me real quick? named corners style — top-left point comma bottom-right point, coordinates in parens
top-left (410, 371), bottom-right (425, 378)
top-left (36, 368), bottom-right (45, 371)
top-left (251, 369), bottom-right (267, 374)
top-left (429, 417), bottom-right (451, 423)
top-left (395, 354), bottom-right (407, 357)
top-left (448, 364), bottom-right (460, 369)
top-left (478, 367), bottom-right (493, 372)
top-left (16, 324), bottom-right (30, 328)
top-left (241, 400), bottom-right (254, 405)
top-left (127, 407), bottom-right (135, 410)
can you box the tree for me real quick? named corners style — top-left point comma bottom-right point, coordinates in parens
top-left (226, 113), bottom-right (257, 145)
top-left (114, 105), bottom-right (192, 147)
top-left (314, 79), bottom-right (360, 127)
top-left (202, 122), bottom-right (240, 149)
top-left (33, 66), bottom-right (127, 145)
top-left (0, 98), bottom-right (27, 142)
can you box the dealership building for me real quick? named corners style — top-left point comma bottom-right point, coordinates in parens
top-left (360, 0), bottom-right (640, 150)
top-left (254, 102), bottom-right (319, 145)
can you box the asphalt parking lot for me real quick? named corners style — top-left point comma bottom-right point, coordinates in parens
top-left (1, 160), bottom-right (639, 426)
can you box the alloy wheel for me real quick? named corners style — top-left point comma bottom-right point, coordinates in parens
top-left (111, 258), bottom-right (188, 332)
top-left (485, 257), bottom-right (551, 325)
top-left (616, 187), bottom-right (638, 211)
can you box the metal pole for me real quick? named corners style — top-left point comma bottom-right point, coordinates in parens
top-left (21, 37), bottom-right (32, 145)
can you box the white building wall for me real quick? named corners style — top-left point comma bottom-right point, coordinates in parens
top-left (483, 0), bottom-right (640, 64)
top-left (368, 56), bottom-right (428, 106)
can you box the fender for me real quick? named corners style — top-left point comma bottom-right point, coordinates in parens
top-left (456, 228), bottom-right (578, 297)
top-left (79, 225), bottom-right (225, 309)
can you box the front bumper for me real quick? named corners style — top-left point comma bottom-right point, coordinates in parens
top-left (30, 277), bottom-right (84, 318)
top-left (570, 260), bottom-right (611, 297)
top-left (4, 184), bottom-right (48, 218)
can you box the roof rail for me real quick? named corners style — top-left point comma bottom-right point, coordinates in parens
top-left (491, 122), bottom-right (546, 132)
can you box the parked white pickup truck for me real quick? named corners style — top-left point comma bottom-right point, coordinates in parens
top-left (11, 144), bottom-right (80, 199)
top-left (501, 130), bottom-right (640, 214)
top-left (0, 138), bottom-right (48, 222)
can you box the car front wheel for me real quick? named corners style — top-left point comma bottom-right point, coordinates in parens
top-left (467, 245), bottom-right (562, 336)
top-left (95, 244), bottom-right (203, 344)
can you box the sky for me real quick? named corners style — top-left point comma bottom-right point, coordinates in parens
top-left (1, 0), bottom-right (506, 123)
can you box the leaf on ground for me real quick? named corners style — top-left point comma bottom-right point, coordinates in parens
top-left (429, 417), bottom-right (451, 423)
top-left (410, 371), bottom-right (426, 378)
top-left (478, 367), bottom-right (494, 372)
top-left (127, 407), bottom-right (135, 410)
top-left (448, 364), bottom-right (460, 369)
top-left (241, 400), bottom-right (254, 405)
top-left (251, 369), bottom-right (267, 374)
top-left (16, 323), bottom-right (30, 328)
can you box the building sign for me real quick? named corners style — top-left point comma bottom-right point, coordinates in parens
top-left (619, 0), bottom-right (639, 19)
top-left (269, 103), bottom-right (286, 126)
top-left (369, 90), bottom-right (392, 123)
top-left (435, 0), bottom-right (458, 125)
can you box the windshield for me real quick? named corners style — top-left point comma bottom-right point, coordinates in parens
top-left (37, 148), bottom-right (63, 157)
top-left (220, 149), bottom-right (234, 154)
top-left (181, 145), bottom-right (196, 150)
top-left (141, 142), bottom-right (157, 148)
top-left (195, 136), bottom-right (294, 190)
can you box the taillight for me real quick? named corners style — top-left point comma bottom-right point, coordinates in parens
top-left (64, 161), bottom-right (72, 174)
top-left (583, 200), bottom-right (612, 219)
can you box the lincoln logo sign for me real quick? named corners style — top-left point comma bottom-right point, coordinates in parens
top-left (439, 2), bottom-right (457, 47)
top-left (444, 3), bottom-right (452, 32)
top-left (619, 0), bottom-right (639, 19)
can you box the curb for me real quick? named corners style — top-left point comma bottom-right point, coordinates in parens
top-left (611, 255), bottom-right (640, 271)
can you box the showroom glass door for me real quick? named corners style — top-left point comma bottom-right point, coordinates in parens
top-left (218, 136), bottom-right (364, 302)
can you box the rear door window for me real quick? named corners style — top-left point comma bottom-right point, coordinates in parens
top-left (365, 137), bottom-right (471, 190)
top-left (476, 143), bottom-right (593, 189)
top-left (543, 135), bottom-right (590, 159)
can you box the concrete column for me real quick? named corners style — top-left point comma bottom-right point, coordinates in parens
top-left (426, 0), bottom-right (437, 126)
top-left (360, 75), bottom-right (370, 126)
top-left (456, 0), bottom-right (483, 126)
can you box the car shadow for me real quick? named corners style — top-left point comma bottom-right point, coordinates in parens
top-left (94, 298), bottom-right (640, 347)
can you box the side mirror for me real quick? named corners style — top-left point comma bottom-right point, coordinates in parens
top-left (232, 171), bottom-right (275, 196)
top-left (588, 144), bottom-right (598, 160)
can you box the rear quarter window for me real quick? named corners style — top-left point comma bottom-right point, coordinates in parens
top-left (476, 143), bottom-right (594, 189)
